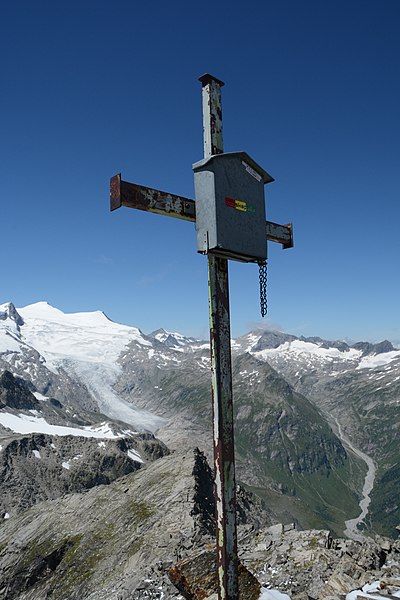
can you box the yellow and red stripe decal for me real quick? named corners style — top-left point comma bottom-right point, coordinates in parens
top-left (225, 197), bottom-right (256, 214)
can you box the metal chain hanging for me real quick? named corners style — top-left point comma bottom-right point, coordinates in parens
top-left (258, 260), bottom-right (268, 317)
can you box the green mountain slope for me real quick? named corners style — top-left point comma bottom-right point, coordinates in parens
top-left (116, 349), bottom-right (366, 536)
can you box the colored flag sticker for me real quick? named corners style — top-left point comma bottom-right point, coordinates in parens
top-left (225, 197), bottom-right (256, 214)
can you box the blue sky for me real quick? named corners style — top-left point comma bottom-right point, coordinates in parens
top-left (2, 1), bottom-right (400, 343)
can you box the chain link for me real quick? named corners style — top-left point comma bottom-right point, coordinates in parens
top-left (258, 260), bottom-right (268, 318)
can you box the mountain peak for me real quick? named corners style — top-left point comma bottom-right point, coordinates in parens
top-left (18, 302), bottom-right (119, 328)
top-left (19, 301), bottom-right (65, 319)
top-left (352, 340), bottom-right (396, 356)
top-left (0, 302), bottom-right (24, 328)
top-left (151, 328), bottom-right (168, 336)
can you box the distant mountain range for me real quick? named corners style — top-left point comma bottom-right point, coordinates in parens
top-left (1, 300), bottom-right (399, 541)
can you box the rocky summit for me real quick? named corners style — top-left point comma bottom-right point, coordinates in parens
top-left (1, 444), bottom-right (398, 600)
top-left (0, 448), bottom-right (269, 600)
top-left (169, 524), bottom-right (400, 600)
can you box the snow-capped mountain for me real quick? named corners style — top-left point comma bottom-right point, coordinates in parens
top-left (0, 302), bottom-right (171, 527)
top-left (234, 328), bottom-right (400, 372)
top-left (0, 301), bottom-right (168, 432)
top-left (1, 300), bottom-right (399, 538)
top-left (150, 327), bottom-right (200, 350)
top-left (234, 328), bottom-right (400, 538)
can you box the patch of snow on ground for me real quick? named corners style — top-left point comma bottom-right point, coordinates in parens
top-left (127, 449), bottom-right (144, 463)
top-left (33, 392), bottom-right (49, 401)
top-left (122, 429), bottom-right (138, 436)
top-left (260, 589), bottom-right (291, 600)
top-left (197, 356), bottom-right (210, 369)
top-left (62, 461), bottom-right (71, 470)
top-left (357, 351), bottom-right (400, 370)
top-left (194, 343), bottom-right (210, 350)
top-left (362, 582), bottom-right (382, 594)
top-left (0, 412), bottom-right (121, 439)
top-left (3, 513), bottom-right (9, 520)
top-left (155, 352), bottom-right (182, 364)
top-left (255, 340), bottom-right (361, 365)
top-left (346, 586), bottom-right (384, 600)
top-left (83, 421), bottom-right (118, 437)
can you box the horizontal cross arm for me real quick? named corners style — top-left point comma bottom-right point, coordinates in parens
top-left (265, 221), bottom-right (293, 249)
top-left (110, 174), bottom-right (196, 222)
top-left (110, 174), bottom-right (293, 248)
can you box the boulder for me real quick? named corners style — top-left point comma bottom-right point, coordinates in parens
top-left (168, 548), bottom-right (261, 600)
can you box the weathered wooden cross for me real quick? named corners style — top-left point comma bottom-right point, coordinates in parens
top-left (110, 74), bottom-right (293, 600)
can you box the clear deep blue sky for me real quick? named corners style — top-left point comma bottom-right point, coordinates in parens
top-left (2, 1), bottom-right (400, 343)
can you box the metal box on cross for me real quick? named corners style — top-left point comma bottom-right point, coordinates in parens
top-left (193, 151), bottom-right (274, 263)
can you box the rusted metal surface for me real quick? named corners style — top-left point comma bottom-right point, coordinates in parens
top-left (110, 173), bottom-right (122, 211)
top-left (110, 174), bottom-right (196, 221)
top-left (208, 255), bottom-right (238, 599)
top-left (265, 221), bottom-right (294, 249)
top-left (168, 549), bottom-right (261, 600)
top-left (201, 74), bottom-right (239, 600)
top-left (111, 176), bottom-right (293, 250)
top-left (199, 74), bottom-right (224, 158)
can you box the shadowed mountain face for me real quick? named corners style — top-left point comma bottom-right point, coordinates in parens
top-left (235, 330), bottom-right (400, 537)
top-left (114, 344), bottom-right (365, 537)
top-left (0, 448), bottom-right (270, 600)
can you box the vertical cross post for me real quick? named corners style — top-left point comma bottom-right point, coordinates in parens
top-left (199, 74), bottom-right (239, 600)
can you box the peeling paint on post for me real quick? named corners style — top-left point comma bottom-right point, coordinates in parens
top-left (200, 74), bottom-right (239, 600)
top-left (199, 74), bottom-right (224, 158)
top-left (209, 255), bottom-right (238, 599)
top-left (110, 174), bottom-right (196, 221)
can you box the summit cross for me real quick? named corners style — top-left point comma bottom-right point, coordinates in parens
top-left (110, 74), bottom-right (293, 600)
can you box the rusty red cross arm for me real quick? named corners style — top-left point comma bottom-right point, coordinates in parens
top-left (266, 221), bottom-right (293, 249)
top-left (110, 173), bottom-right (196, 222)
top-left (110, 173), bottom-right (294, 249)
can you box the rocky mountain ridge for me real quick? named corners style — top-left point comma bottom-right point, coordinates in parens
top-left (0, 300), bottom-right (400, 598)
top-left (237, 329), bottom-right (400, 538)
top-left (0, 448), bottom-right (270, 600)
top-left (1, 301), bottom-right (399, 538)
top-left (170, 524), bottom-right (400, 600)
top-left (0, 446), bottom-right (398, 600)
